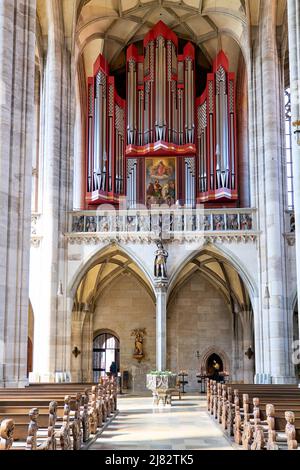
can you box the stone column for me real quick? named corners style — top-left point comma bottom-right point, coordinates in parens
top-left (32, 0), bottom-right (74, 381)
top-left (155, 282), bottom-right (168, 371)
top-left (251, 0), bottom-right (295, 383)
top-left (81, 308), bottom-right (93, 383)
top-left (70, 310), bottom-right (86, 382)
top-left (237, 63), bottom-right (250, 208)
top-left (239, 310), bottom-right (255, 384)
top-left (0, 0), bottom-right (36, 387)
top-left (287, 0), bottom-right (300, 343)
top-left (73, 60), bottom-right (86, 210)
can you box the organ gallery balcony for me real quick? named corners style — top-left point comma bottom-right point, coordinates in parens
top-left (66, 208), bottom-right (258, 245)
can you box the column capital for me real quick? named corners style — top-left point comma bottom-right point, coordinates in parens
top-left (154, 279), bottom-right (169, 292)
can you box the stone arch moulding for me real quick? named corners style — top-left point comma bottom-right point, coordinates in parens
top-left (168, 243), bottom-right (258, 306)
top-left (93, 328), bottom-right (120, 341)
top-left (67, 242), bottom-right (155, 301)
top-left (199, 346), bottom-right (231, 375)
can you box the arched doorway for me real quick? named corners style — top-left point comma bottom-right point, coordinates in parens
top-left (93, 332), bottom-right (120, 382)
top-left (71, 246), bottom-right (156, 388)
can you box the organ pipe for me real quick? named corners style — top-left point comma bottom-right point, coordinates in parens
top-left (87, 82), bottom-right (93, 192)
top-left (87, 54), bottom-right (125, 206)
top-left (196, 51), bottom-right (237, 203)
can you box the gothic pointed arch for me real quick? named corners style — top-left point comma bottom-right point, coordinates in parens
top-left (168, 243), bottom-right (257, 310)
top-left (70, 243), bottom-right (156, 311)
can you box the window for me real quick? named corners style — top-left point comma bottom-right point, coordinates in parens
top-left (93, 333), bottom-right (120, 383)
top-left (285, 88), bottom-right (294, 211)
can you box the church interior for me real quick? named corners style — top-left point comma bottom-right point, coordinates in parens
top-left (1, 0), bottom-right (300, 452)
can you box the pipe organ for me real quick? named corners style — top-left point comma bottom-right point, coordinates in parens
top-left (196, 51), bottom-right (237, 203)
top-left (86, 55), bottom-right (125, 205)
top-left (86, 22), bottom-right (237, 208)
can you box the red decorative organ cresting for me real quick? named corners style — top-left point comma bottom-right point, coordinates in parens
top-left (85, 21), bottom-right (238, 208)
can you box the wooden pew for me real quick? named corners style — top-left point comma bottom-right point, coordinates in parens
top-left (206, 379), bottom-right (300, 450)
top-left (0, 378), bottom-right (119, 450)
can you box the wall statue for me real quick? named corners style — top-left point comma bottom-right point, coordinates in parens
top-left (131, 328), bottom-right (147, 361)
top-left (154, 240), bottom-right (168, 279)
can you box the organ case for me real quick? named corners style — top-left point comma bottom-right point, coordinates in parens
top-left (85, 22), bottom-right (238, 208)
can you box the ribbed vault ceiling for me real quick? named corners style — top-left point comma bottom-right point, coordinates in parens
top-left (76, 0), bottom-right (247, 74)
top-left (36, 0), bottom-right (287, 77)
top-left (169, 248), bottom-right (251, 312)
top-left (74, 245), bottom-right (251, 315)
top-left (74, 247), bottom-right (155, 312)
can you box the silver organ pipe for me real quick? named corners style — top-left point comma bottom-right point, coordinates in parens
top-left (127, 158), bottom-right (137, 208)
top-left (97, 73), bottom-right (104, 190)
top-left (138, 89), bottom-right (144, 145)
top-left (167, 41), bottom-right (172, 143)
top-left (137, 62), bottom-right (144, 146)
top-left (120, 133), bottom-right (124, 194)
top-left (185, 65), bottom-right (188, 144)
top-left (185, 157), bottom-right (196, 207)
top-left (185, 160), bottom-right (188, 205)
top-left (133, 162), bottom-right (137, 208)
top-left (127, 55), bottom-right (137, 145)
top-left (229, 78), bottom-right (235, 189)
top-left (173, 81), bottom-right (177, 144)
top-left (150, 42), bottom-right (154, 143)
top-left (102, 76), bottom-right (107, 191)
top-left (144, 82), bottom-right (149, 145)
top-left (108, 82), bottom-right (114, 192)
top-left (155, 38), bottom-right (159, 139)
top-left (208, 80), bottom-right (214, 190)
top-left (185, 56), bottom-right (194, 144)
top-left (216, 66), bottom-right (229, 189)
top-left (115, 104), bottom-right (120, 194)
top-left (195, 51), bottom-right (237, 202)
top-left (215, 80), bottom-right (221, 189)
top-left (87, 83), bottom-right (93, 192)
top-left (117, 100), bottom-right (125, 195)
top-left (93, 73), bottom-right (100, 190)
top-left (172, 43), bottom-right (177, 143)
top-left (198, 102), bottom-right (207, 193)
top-left (155, 36), bottom-right (167, 141)
top-left (178, 61), bottom-right (184, 145)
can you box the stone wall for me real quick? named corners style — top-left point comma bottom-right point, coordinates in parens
top-left (167, 271), bottom-right (233, 391)
top-left (93, 274), bottom-right (156, 392)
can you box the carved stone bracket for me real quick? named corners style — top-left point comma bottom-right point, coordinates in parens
top-left (31, 213), bottom-right (42, 247)
top-left (285, 233), bottom-right (296, 247)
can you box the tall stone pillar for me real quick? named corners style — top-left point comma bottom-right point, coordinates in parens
top-left (70, 310), bottom-right (87, 382)
top-left (73, 63), bottom-right (86, 210)
top-left (32, 0), bottom-right (74, 381)
top-left (81, 308), bottom-right (93, 383)
top-left (0, 0), bottom-right (36, 387)
top-left (260, 0), bottom-right (294, 382)
top-left (252, 0), bottom-right (295, 383)
top-left (239, 310), bottom-right (255, 384)
top-left (155, 282), bottom-right (168, 371)
top-left (287, 0), bottom-right (300, 344)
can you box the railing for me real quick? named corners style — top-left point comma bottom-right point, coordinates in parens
top-left (68, 208), bottom-right (257, 241)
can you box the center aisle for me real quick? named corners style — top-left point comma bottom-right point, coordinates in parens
top-left (90, 395), bottom-right (235, 450)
